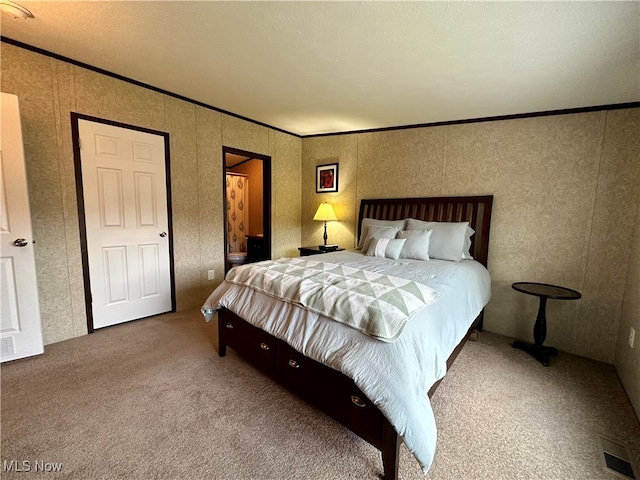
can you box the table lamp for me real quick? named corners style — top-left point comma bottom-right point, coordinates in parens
top-left (313, 202), bottom-right (338, 250)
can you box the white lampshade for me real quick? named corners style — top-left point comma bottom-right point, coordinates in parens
top-left (313, 203), bottom-right (337, 222)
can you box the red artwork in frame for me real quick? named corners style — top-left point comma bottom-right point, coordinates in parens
top-left (316, 163), bottom-right (338, 193)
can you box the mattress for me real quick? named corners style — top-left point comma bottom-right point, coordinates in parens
top-left (202, 249), bottom-right (491, 472)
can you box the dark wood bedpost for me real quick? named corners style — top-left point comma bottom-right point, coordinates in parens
top-left (218, 311), bottom-right (227, 357)
top-left (381, 420), bottom-right (400, 480)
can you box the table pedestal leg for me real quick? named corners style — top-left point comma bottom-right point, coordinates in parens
top-left (513, 296), bottom-right (558, 366)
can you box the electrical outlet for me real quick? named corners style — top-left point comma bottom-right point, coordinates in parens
top-left (629, 327), bottom-right (635, 349)
top-left (207, 269), bottom-right (215, 281)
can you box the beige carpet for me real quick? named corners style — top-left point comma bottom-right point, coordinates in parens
top-left (1, 310), bottom-right (639, 479)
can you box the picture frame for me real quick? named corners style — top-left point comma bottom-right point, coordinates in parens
top-left (316, 163), bottom-right (338, 193)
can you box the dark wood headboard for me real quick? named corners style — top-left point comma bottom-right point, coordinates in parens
top-left (357, 196), bottom-right (494, 267)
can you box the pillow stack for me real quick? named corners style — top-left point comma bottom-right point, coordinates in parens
top-left (358, 217), bottom-right (474, 262)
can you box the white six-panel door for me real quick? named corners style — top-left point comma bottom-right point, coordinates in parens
top-left (78, 119), bottom-right (172, 329)
top-left (0, 92), bottom-right (44, 362)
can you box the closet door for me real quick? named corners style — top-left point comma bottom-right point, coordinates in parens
top-left (78, 118), bottom-right (173, 329)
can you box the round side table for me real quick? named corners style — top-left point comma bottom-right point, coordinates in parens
top-left (512, 282), bottom-right (581, 366)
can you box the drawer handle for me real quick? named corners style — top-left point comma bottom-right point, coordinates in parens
top-left (351, 396), bottom-right (366, 408)
top-left (225, 323), bottom-right (234, 329)
top-left (260, 343), bottom-right (270, 351)
top-left (288, 359), bottom-right (300, 369)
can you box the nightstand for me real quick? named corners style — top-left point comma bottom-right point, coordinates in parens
top-left (298, 246), bottom-right (344, 257)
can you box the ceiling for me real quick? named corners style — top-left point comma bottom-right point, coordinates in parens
top-left (2, 1), bottom-right (639, 136)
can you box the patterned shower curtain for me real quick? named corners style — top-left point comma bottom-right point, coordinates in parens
top-left (226, 173), bottom-right (249, 253)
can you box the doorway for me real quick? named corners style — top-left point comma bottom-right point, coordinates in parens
top-left (223, 147), bottom-right (271, 274)
top-left (72, 114), bottom-right (175, 332)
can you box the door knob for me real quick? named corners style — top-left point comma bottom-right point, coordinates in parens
top-left (159, 232), bottom-right (167, 237)
top-left (14, 238), bottom-right (28, 247)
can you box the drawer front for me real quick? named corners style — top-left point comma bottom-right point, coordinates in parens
top-left (277, 342), bottom-right (383, 445)
top-left (219, 311), bottom-right (277, 376)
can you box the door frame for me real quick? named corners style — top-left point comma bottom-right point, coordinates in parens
top-left (222, 146), bottom-right (272, 270)
top-left (71, 113), bottom-right (176, 333)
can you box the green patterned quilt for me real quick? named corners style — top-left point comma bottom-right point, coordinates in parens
top-left (225, 258), bottom-right (441, 342)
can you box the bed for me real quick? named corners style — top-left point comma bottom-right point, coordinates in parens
top-left (202, 195), bottom-right (493, 479)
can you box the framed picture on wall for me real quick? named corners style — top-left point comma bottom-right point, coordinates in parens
top-left (316, 163), bottom-right (339, 193)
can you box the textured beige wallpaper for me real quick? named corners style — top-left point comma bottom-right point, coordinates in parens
top-left (1, 45), bottom-right (77, 343)
top-left (300, 109), bottom-right (640, 367)
top-left (165, 97), bottom-right (200, 310)
top-left (612, 113), bottom-right (640, 418)
top-left (301, 135), bottom-right (358, 250)
top-left (73, 67), bottom-right (166, 132)
top-left (222, 114), bottom-right (270, 155)
top-left (576, 109), bottom-right (640, 360)
top-left (616, 189), bottom-right (640, 417)
top-left (196, 106), bottom-right (224, 302)
top-left (444, 114), bottom-right (605, 352)
top-left (1, 42), bottom-right (302, 343)
top-left (356, 127), bottom-right (446, 201)
top-left (271, 130), bottom-right (302, 259)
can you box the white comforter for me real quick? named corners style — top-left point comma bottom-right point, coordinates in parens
top-left (201, 250), bottom-right (491, 473)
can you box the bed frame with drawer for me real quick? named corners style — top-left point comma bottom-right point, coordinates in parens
top-left (218, 195), bottom-right (493, 480)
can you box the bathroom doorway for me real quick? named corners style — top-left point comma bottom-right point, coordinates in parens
top-left (223, 147), bottom-right (271, 274)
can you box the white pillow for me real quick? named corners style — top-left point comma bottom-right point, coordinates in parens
top-left (462, 227), bottom-right (475, 260)
top-left (361, 225), bottom-right (400, 253)
top-left (366, 238), bottom-right (407, 260)
top-left (357, 218), bottom-right (406, 249)
top-left (405, 219), bottom-right (472, 261)
top-left (397, 229), bottom-right (432, 261)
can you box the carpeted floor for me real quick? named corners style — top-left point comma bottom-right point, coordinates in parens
top-left (1, 310), bottom-right (638, 479)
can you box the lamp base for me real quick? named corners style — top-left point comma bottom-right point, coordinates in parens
top-left (319, 244), bottom-right (338, 251)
